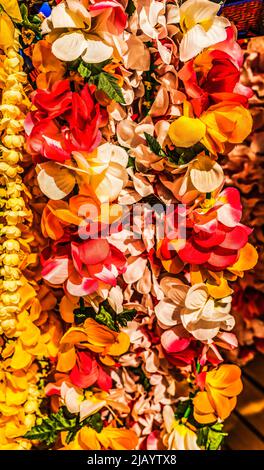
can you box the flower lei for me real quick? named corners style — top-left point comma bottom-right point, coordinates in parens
top-left (0, 0), bottom-right (259, 451)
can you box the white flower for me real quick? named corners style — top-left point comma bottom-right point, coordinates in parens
top-left (179, 0), bottom-right (230, 62)
top-left (181, 283), bottom-right (234, 341)
top-left (163, 405), bottom-right (201, 450)
top-left (44, 2), bottom-right (113, 63)
top-left (155, 279), bottom-right (234, 341)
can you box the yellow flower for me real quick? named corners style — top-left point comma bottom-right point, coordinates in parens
top-left (168, 102), bottom-right (253, 154)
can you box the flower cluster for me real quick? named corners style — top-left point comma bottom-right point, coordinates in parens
top-left (0, 0), bottom-right (259, 451)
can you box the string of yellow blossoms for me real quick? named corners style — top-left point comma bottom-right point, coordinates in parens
top-left (0, 2), bottom-right (53, 449)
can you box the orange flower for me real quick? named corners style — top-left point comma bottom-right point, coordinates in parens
top-left (32, 40), bottom-right (65, 89)
top-left (193, 364), bottom-right (243, 424)
top-left (62, 425), bottom-right (138, 450)
top-left (57, 318), bottom-right (130, 372)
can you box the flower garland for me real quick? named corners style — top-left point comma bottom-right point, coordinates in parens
top-left (0, 0), bottom-right (259, 451)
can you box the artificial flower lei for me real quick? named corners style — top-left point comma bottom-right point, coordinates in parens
top-left (0, 0), bottom-right (259, 451)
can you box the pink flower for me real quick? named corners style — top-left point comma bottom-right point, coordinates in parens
top-left (177, 187), bottom-right (252, 270)
top-left (161, 326), bottom-right (197, 367)
top-left (90, 1), bottom-right (127, 35)
top-left (41, 237), bottom-right (127, 296)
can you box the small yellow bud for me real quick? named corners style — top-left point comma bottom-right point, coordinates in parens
top-left (2, 225), bottom-right (21, 238)
top-left (3, 89), bottom-right (23, 105)
top-left (2, 253), bottom-right (20, 266)
top-left (2, 280), bottom-right (19, 292)
top-left (1, 292), bottom-right (20, 305)
top-left (0, 266), bottom-right (21, 279)
top-left (3, 239), bottom-right (20, 252)
top-left (24, 414), bottom-right (36, 428)
top-left (1, 318), bottom-right (17, 333)
top-left (2, 134), bottom-right (25, 149)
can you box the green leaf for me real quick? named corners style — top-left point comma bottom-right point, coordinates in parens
top-left (117, 309), bottom-right (137, 327)
top-left (96, 305), bottom-right (119, 332)
top-left (129, 365), bottom-right (151, 392)
top-left (78, 62), bottom-right (92, 79)
top-left (197, 423), bottom-right (228, 450)
top-left (174, 400), bottom-right (193, 420)
top-left (98, 72), bottom-right (125, 104)
top-left (73, 298), bottom-right (95, 325)
top-left (127, 156), bottom-right (135, 169)
top-left (82, 412), bottom-right (103, 434)
top-left (126, 0), bottom-right (136, 16)
top-left (24, 408), bottom-right (77, 446)
top-left (144, 133), bottom-right (166, 157)
top-left (24, 408), bottom-right (103, 446)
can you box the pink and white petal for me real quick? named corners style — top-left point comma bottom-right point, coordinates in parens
top-left (66, 276), bottom-right (98, 296)
top-left (42, 257), bottom-right (69, 284)
top-left (123, 256), bottom-right (148, 284)
top-left (161, 329), bottom-right (191, 353)
top-left (155, 299), bottom-right (180, 328)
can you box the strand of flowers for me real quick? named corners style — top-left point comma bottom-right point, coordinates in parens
top-left (0, 2), bottom-right (54, 449)
top-left (6, 0), bottom-right (259, 451)
top-left (224, 36), bottom-right (264, 365)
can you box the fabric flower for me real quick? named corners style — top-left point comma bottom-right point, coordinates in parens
top-left (162, 406), bottom-right (200, 450)
top-left (179, 0), bottom-right (230, 62)
top-left (168, 101), bottom-right (253, 154)
top-left (56, 318), bottom-right (130, 372)
top-left (42, 1), bottom-right (127, 63)
top-left (178, 48), bottom-right (253, 117)
top-left (41, 237), bottom-right (127, 296)
top-left (25, 80), bottom-right (102, 163)
top-left (177, 188), bottom-right (256, 271)
top-left (36, 143), bottom-right (128, 202)
top-left (193, 364), bottom-right (243, 423)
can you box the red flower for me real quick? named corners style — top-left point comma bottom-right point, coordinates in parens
top-left (159, 188), bottom-right (252, 272)
top-left (179, 48), bottom-right (253, 116)
top-left (90, 1), bottom-right (127, 34)
top-left (41, 236), bottom-right (127, 296)
top-left (177, 188), bottom-right (252, 270)
top-left (70, 351), bottom-right (112, 391)
top-left (161, 327), bottom-right (197, 367)
top-left (25, 80), bottom-right (102, 163)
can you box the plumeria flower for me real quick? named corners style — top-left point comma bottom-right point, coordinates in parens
top-left (37, 143), bottom-right (128, 202)
top-left (179, 0), bottom-right (230, 62)
top-left (156, 280), bottom-right (234, 341)
top-left (42, 0), bottom-right (127, 63)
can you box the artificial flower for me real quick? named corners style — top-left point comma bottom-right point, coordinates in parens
top-left (25, 80), bottom-right (102, 162)
top-left (56, 317), bottom-right (130, 372)
top-left (193, 364), bottom-right (243, 423)
top-left (42, 0), bottom-right (127, 63)
top-left (41, 236), bottom-right (127, 296)
top-left (168, 101), bottom-right (253, 154)
top-left (36, 142), bottom-right (128, 202)
top-left (162, 405), bottom-right (200, 450)
top-left (179, 0), bottom-right (230, 62)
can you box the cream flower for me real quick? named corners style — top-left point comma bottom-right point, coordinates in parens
top-left (37, 143), bottom-right (128, 203)
top-left (179, 0), bottom-right (230, 62)
top-left (181, 283), bottom-right (234, 341)
top-left (162, 405), bottom-right (200, 450)
top-left (155, 280), bottom-right (234, 341)
top-left (60, 383), bottom-right (107, 421)
top-left (43, 2), bottom-right (113, 63)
